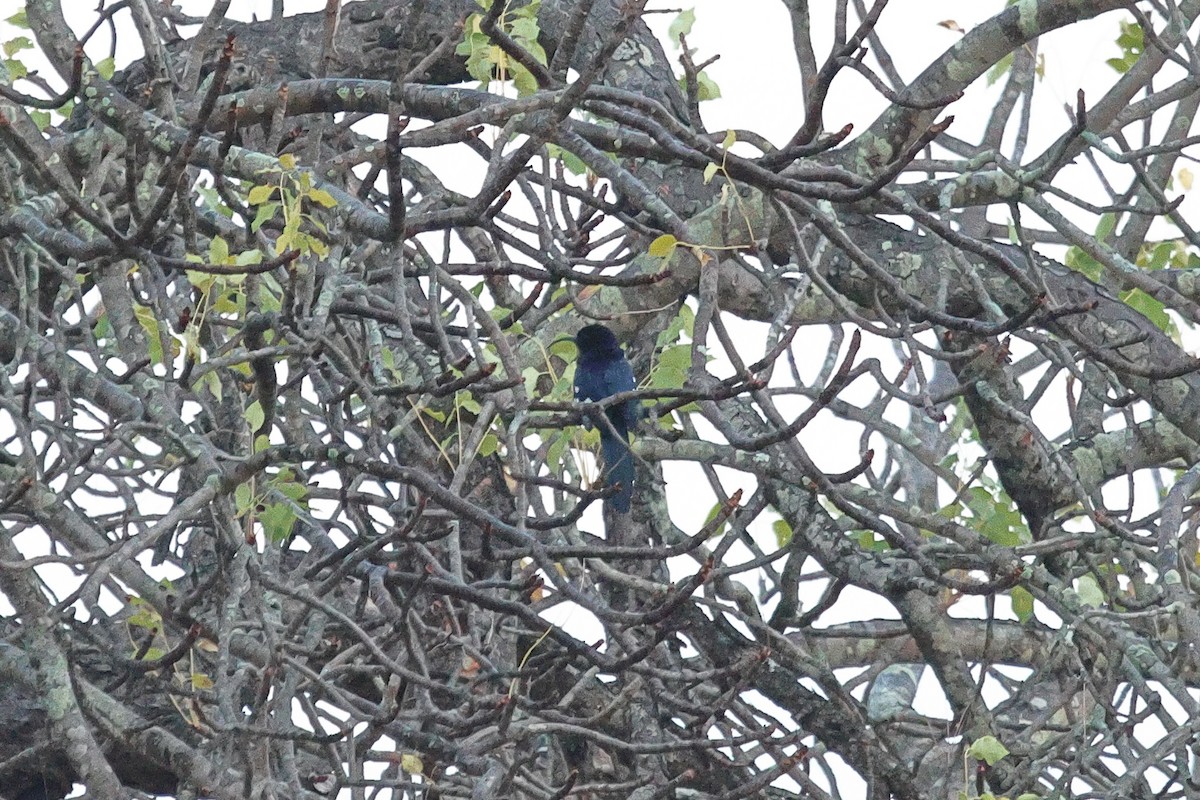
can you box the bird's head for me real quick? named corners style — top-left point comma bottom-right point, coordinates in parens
top-left (574, 323), bottom-right (621, 356)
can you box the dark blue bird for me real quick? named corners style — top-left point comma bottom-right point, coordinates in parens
top-left (574, 324), bottom-right (639, 514)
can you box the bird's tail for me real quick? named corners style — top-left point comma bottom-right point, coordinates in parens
top-left (600, 428), bottom-right (634, 514)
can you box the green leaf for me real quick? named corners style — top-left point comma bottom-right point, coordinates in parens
top-left (1074, 574), bottom-right (1105, 608)
top-left (195, 185), bottom-right (229, 216)
top-left (721, 129), bottom-right (736, 150)
top-left (1010, 586), bottom-right (1034, 623)
top-left (986, 51), bottom-right (1013, 86)
top-left (5, 9), bottom-right (29, 28)
top-left (655, 303), bottom-right (694, 348)
top-left (547, 143), bottom-right (588, 176)
top-left (1122, 288), bottom-right (1176, 336)
top-left (95, 56), bottom-right (115, 80)
top-left (456, 390), bottom-right (482, 415)
top-left (234, 482), bottom-right (254, 515)
top-left (549, 337), bottom-right (577, 360)
top-left (93, 310), bottom-right (112, 343)
top-left (773, 518), bottom-right (792, 548)
top-left (208, 235), bottom-right (230, 264)
top-left (1105, 56), bottom-right (1130, 73)
top-left (3, 57), bottom-right (27, 80)
top-left (272, 468), bottom-right (309, 502)
top-left (260, 501), bottom-right (296, 543)
top-left (251, 202), bottom-right (278, 232)
top-left (649, 343), bottom-right (690, 389)
top-left (668, 8), bottom-right (696, 46)
top-left (196, 370), bottom-right (223, 401)
top-left (511, 17), bottom-right (542, 49)
top-left (1064, 245), bottom-right (1102, 282)
top-left (648, 233), bottom-right (678, 258)
top-left (460, 31), bottom-right (497, 83)
top-left (133, 303), bottom-right (165, 365)
top-left (245, 400), bottom-right (265, 433)
top-left (3, 36), bottom-right (32, 57)
top-left (512, 64), bottom-right (539, 96)
top-left (29, 109), bottom-right (49, 131)
top-left (1107, 20), bottom-right (1143, 74)
top-left (1143, 240), bottom-right (1173, 271)
top-left (512, 0), bottom-right (540, 18)
top-left (457, 18), bottom-right (484, 53)
top-left (855, 529), bottom-right (888, 552)
top-left (276, 213), bottom-right (300, 254)
top-left (247, 184), bottom-right (275, 205)
top-left (702, 500), bottom-right (727, 536)
top-left (694, 70), bottom-right (721, 101)
top-left (522, 365), bottom-right (542, 397)
top-left (579, 426), bottom-right (600, 448)
top-left (126, 606), bottom-right (160, 630)
top-left (185, 269), bottom-right (215, 293)
top-left (968, 735), bottom-right (1010, 765)
top-left (546, 430), bottom-right (569, 468)
top-left (235, 249), bottom-right (264, 266)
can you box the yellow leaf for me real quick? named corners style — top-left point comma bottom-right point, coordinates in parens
top-left (721, 129), bottom-right (736, 150)
top-left (400, 753), bottom-right (424, 775)
top-left (647, 233), bottom-right (678, 258)
top-left (489, 44), bottom-right (507, 71)
top-left (247, 184), bottom-right (275, 205)
top-left (307, 187), bottom-right (337, 208)
top-left (703, 163), bottom-right (719, 184)
top-left (1179, 167), bottom-right (1193, 191)
top-left (192, 672), bottom-right (214, 690)
top-left (209, 235), bottom-right (229, 264)
top-left (278, 153), bottom-right (297, 170)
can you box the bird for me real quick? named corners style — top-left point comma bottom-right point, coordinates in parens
top-left (573, 324), bottom-right (639, 514)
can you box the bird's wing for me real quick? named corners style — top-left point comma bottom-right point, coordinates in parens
top-left (605, 358), bottom-right (636, 393)
top-left (573, 366), bottom-right (603, 403)
top-left (606, 359), bottom-right (638, 426)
